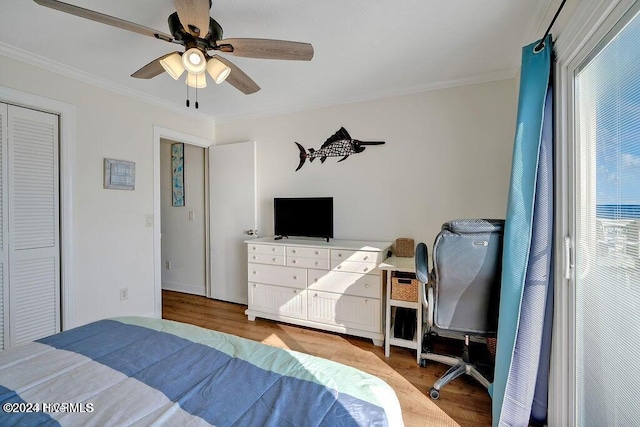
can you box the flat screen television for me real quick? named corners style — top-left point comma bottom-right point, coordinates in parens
top-left (274, 197), bottom-right (333, 241)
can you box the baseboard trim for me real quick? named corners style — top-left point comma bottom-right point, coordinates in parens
top-left (162, 281), bottom-right (206, 297)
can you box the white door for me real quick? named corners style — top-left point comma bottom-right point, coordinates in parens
top-left (209, 141), bottom-right (256, 304)
top-left (7, 105), bottom-right (60, 347)
top-left (0, 103), bottom-right (8, 350)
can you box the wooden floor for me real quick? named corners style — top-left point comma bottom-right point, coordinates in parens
top-left (162, 290), bottom-right (492, 426)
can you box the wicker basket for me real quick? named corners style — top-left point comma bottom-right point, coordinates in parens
top-left (391, 271), bottom-right (419, 302)
top-left (394, 238), bottom-right (415, 257)
top-left (486, 336), bottom-right (497, 361)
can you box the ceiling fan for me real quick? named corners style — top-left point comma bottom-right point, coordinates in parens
top-left (33, 0), bottom-right (314, 106)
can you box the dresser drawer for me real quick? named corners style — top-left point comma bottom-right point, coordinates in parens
top-left (287, 256), bottom-right (330, 269)
top-left (248, 244), bottom-right (285, 256)
top-left (248, 263), bottom-right (307, 289)
top-left (286, 246), bottom-right (329, 259)
top-left (330, 249), bottom-right (381, 263)
top-left (248, 251), bottom-right (286, 266)
top-left (308, 291), bottom-right (381, 333)
top-left (308, 269), bottom-right (379, 298)
top-left (331, 259), bottom-right (379, 275)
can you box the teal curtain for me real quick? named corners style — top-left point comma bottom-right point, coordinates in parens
top-left (491, 35), bottom-right (554, 426)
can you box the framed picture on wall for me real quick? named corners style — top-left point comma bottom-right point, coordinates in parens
top-left (104, 158), bottom-right (135, 190)
top-left (171, 143), bottom-right (185, 206)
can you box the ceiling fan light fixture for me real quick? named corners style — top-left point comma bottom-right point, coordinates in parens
top-left (182, 48), bottom-right (207, 74)
top-left (160, 52), bottom-right (185, 80)
top-left (206, 57), bottom-right (231, 84)
top-left (186, 72), bottom-right (207, 88)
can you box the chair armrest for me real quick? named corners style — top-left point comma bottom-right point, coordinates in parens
top-left (415, 242), bottom-right (429, 283)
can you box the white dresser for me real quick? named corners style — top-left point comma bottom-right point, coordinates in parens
top-left (245, 237), bottom-right (392, 345)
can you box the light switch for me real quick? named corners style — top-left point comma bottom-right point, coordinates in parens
top-left (145, 214), bottom-right (154, 227)
top-left (188, 211), bottom-right (195, 221)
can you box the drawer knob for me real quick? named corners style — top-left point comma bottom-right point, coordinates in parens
top-left (252, 256), bottom-right (257, 260)
top-left (363, 267), bottom-right (369, 272)
top-left (363, 255), bottom-right (369, 260)
top-left (293, 290), bottom-right (298, 294)
top-left (272, 258), bottom-right (277, 262)
top-left (337, 265), bottom-right (341, 269)
top-left (293, 275), bottom-right (298, 280)
top-left (314, 293), bottom-right (318, 297)
top-left (292, 249), bottom-right (297, 253)
top-left (314, 278), bottom-right (318, 282)
top-left (252, 246), bottom-right (256, 250)
top-left (252, 271), bottom-right (256, 274)
top-left (315, 251), bottom-right (319, 255)
top-left (272, 248), bottom-right (276, 251)
top-left (338, 253), bottom-right (342, 258)
top-left (365, 284), bottom-right (370, 288)
top-left (365, 299), bottom-right (369, 304)
top-left (314, 261), bottom-right (319, 266)
top-left (292, 260), bottom-right (297, 264)
top-left (253, 284), bottom-right (257, 288)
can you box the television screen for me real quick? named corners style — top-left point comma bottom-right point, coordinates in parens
top-left (274, 197), bottom-right (333, 240)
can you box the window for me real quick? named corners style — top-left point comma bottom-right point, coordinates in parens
top-left (574, 6), bottom-right (640, 426)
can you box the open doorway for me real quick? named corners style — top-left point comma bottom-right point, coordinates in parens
top-left (160, 139), bottom-right (209, 297)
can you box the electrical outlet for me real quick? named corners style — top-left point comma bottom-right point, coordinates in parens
top-left (165, 261), bottom-right (171, 270)
top-left (119, 288), bottom-right (128, 301)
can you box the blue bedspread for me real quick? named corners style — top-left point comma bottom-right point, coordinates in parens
top-left (0, 317), bottom-right (403, 426)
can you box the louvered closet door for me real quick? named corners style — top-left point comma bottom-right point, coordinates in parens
top-left (0, 103), bottom-right (8, 350)
top-left (7, 105), bottom-right (60, 346)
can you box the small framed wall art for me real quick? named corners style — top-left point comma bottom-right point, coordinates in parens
top-left (171, 143), bottom-right (185, 206)
top-left (104, 158), bottom-right (136, 190)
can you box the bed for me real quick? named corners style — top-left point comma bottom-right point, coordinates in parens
top-left (0, 317), bottom-right (403, 426)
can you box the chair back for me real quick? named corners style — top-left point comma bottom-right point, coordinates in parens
top-left (432, 219), bottom-right (504, 334)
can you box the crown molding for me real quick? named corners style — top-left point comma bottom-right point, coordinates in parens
top-left (215, 67), bottom-right (518, 125)
top-left (0, 42), bottom-right (216, 126)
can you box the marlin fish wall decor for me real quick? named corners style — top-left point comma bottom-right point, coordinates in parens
top-left (295, 127), bottom-right (385, 171)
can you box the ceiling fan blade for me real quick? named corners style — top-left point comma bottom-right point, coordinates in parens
top-left (33, 0), bottom-right (174, 42)
top-left (212, 55), bottom-right (260, 95)
top-left (131, 52), bottom-right (177, 79)
top-left (217, 38), bottom-right (314, 61)
top-left (175, 0), bottom-right (211, 38)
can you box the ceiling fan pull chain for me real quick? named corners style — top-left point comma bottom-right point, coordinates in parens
top-left (186, 77), bottom-right (190, 107)
top-left (195, 75), bottom-right (199, 109)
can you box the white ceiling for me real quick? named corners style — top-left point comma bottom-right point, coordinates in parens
top-left (0, 0), bottom-right (553, 122)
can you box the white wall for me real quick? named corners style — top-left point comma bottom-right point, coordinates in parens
top-left (160, 140), bottom-right (206, 296)
top-left (216, 78), bottom-right (518, 250)
top-left (0, 55), bottom-right (215, 326)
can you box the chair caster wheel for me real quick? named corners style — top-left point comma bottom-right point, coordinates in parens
top-left (429, 387), bottom-right (440, 400)
top-left (420, 359), bottom-right (427, 368)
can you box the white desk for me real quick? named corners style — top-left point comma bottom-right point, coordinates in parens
top-left (379, 256), bottom-right (423, 364)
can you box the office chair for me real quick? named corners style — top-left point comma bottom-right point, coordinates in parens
top-left (415, 219), bottom-right (504, 399)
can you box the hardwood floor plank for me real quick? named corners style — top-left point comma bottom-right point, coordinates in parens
top-left (162, 290), bottom-right (492, 426)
